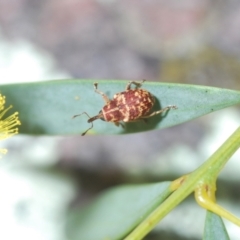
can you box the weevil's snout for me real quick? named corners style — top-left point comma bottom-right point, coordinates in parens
top-left (72, 111), bottom-right (104, 136)
top-left (88, 111), bottom-right (104, 123)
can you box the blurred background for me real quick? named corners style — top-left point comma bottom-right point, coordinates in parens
top-left (0, 0), bottom-right (240, 239)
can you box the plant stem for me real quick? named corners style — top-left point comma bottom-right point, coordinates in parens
top-left (124, 127), bottom-right (240, 240)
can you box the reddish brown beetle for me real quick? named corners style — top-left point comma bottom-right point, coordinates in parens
top-left (73, 80), bottom-right (177, 136)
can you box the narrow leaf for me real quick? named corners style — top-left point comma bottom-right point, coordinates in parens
top-left (203, 211), bottom-right (230, 240)
top-left (1, 80), bottom-right (240, 135)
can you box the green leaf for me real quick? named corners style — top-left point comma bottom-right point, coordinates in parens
top-left (1, 80), bottom-right (240, 135)
top-left (203, 211), bottom-right (230, 240)
top-left (66, 182), bottom-right (172, 240)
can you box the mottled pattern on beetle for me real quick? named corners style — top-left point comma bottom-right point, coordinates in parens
top-left (102, 89), bottom-right (155, 122)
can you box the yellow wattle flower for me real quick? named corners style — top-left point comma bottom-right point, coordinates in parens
top-left (0, 94), bottom-right (21, 157)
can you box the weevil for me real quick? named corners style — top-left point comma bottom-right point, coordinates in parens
top-left (73, 80), bottom-right (177, 135)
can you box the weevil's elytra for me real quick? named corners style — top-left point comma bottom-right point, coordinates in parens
top-left (102, 88), bottom-right (155, 122)
top-left (73, 80), bottom-right (177, 136)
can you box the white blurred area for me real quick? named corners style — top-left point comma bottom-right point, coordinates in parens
top-left (0, 32), bottom-right (76, 240)
top-left (0, 31), bottom-right (70, 84)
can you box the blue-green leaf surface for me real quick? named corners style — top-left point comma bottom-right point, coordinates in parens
top-left (1, 80), bottom-right (240, 135)
top-left (66, 182), bottom-right (172, 240)
top-left (203, 211), bottom-right (230, 240)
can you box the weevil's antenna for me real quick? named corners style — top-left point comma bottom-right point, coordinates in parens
top-left (72, 112), bottom-right (93, 136)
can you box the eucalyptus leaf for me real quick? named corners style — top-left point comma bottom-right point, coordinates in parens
top-left (66, 182), bottom-right (172, 240)
top-left (203, 211), bottom-right (230, 240)
top-left (1, 80), bottom-right (240, 135)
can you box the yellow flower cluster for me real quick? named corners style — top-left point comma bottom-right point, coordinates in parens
top-left (0, 94), bottom-right (21, 157)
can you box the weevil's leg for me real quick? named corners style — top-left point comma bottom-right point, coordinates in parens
top-left (94, 82), bottom-right (110, 104)
top-left (125, 79), bottom-right (146, 90)
top-left (114, 122), bottom-right (119, 127)
top-left (72, 112), bottom-right (94, 136)
top-left (141, 105), bottom-right (177, 118)
top-left (114, 122), bottom-right (125, 128)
